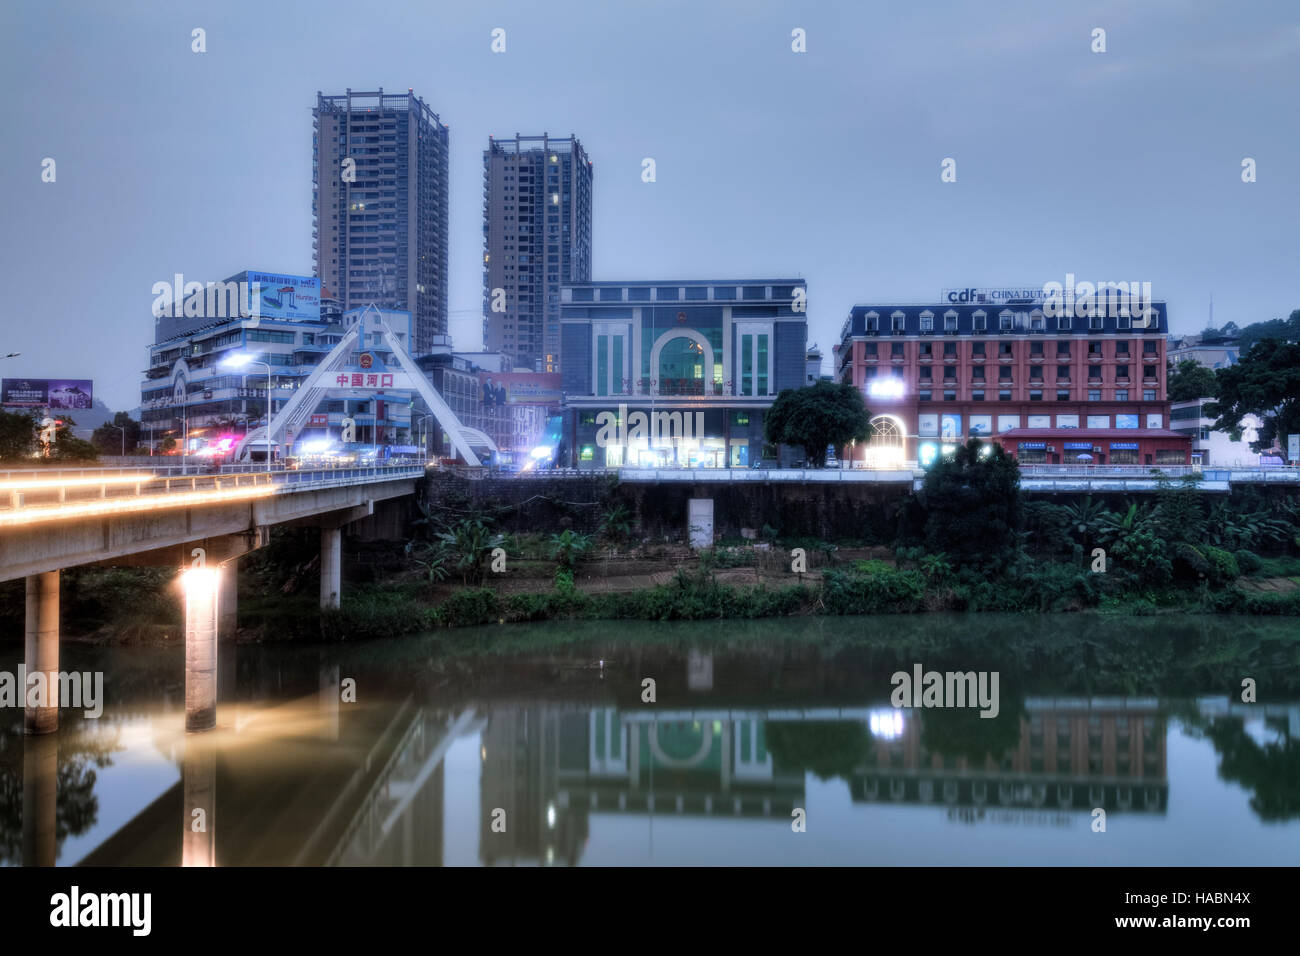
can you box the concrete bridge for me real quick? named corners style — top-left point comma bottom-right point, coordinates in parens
top-left (0, 463), bottom-right (422, 736)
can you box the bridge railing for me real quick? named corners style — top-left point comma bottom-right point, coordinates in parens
top-left (0, 464), bottom-right (425, 515)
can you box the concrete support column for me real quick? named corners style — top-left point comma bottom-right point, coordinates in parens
top-left (319, 657), bottom-right (340, 742)
top-left (24, 571), bottom-right (59, 735)
top-left (22, 733), bottom-right (58, 866)
top-left (184, 568), bottom-right (220, 732)
top-left (320, 527), bottom-right (342, 609)
top-left (218, 559), bottom-right (238, 642)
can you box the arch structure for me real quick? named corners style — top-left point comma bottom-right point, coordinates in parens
top-left (648, 328), bottom-right (715, 396)
top-left (234, 307), bottom-right (496, 466)
top-left (864, 413), bottom-right (907, 469)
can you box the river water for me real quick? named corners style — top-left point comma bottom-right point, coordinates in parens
top-left (2, 613), bottom-right (1297, 866)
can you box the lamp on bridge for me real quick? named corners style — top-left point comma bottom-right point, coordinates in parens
top-left (221, 352), bottom-right (274, 473)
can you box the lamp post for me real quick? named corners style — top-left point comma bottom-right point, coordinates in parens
top-left (221, 353), bottom-right (273, 473)
top-left (110, 423), bottom-right (126, 457)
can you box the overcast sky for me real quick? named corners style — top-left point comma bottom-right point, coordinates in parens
top-left (5, 0), bottom-right (1299, 411)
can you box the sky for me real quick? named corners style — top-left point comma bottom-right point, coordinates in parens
top-left (4, 0), bottom-right (1299, 412)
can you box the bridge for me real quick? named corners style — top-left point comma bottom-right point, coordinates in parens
top-left (0, 462), bottom-right (423, 736)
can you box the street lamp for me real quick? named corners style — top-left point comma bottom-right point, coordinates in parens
top-left (411, 411), bottom-right (430, 461)
top-left (221, 352), bottom-right (273, 472)
top-left (109, 422), bottom-right (126, 457)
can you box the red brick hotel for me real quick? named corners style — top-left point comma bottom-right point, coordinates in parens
top-left (832, 294), bottom-right (1192, 467)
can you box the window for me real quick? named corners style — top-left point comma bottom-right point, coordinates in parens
top-left (1144, 341), bottom-right (1158, 355)
top-left (972, 390), bottom-right (985, 401)
top-left (1089, 367), bottom-right (1102, 381)
top-left (919, 366), bottom-right (932, 380)
top-left (1143, 389), bottom-right (1157, 401)
top-left (972, 342), bottom-right (986, 356)
top-left (864, 343), bottom-right (878, 356)
top-left (1000, 310), bottom-right (1014, 331)
top-left (1058, 314), bottom-right (1071, 330)
top-left (999, 367), bottom-right (1012, 382)
top-left (1088, 341), bottom-right (1103, 356)
top-left (919, 390), bottom-right (932, 402)
top-left (920, 311), bottom-right (934, 332)
top-left (1030, 341), bottom-right (1044, 356)
top-left (891, 342), bottom-right (904, 357)
top-left (1056, 390), bottom-right (1070, 401)
top-left (1088, 389), bottom-right (1102, 401)
top-left (1056, 365), bottom-right (1070, 381)
top-left (920, 342), bottom-right (933, 356)
top-left (1116, 341), bottom-right (1129, 355)
top-left (943, 390), bottom-right (957, 401)
top-left (1143, 365), bottom-right (1157, 379)
top-left (972, 367), bottom-right (985, 381)
top-left (1030, 310), bottom-right (1044, 330)
top-left (1030, 390), bottom-right (1043, 401)
top-left (943, 341), bottom-right (957, 357)
top-left (999, 342), bottom-right (1014, 357)
top-left (1116, 364), bottom-right (1130, 381)
top-left (1057, 342), bottom-right (1071, 356)
top-left (1115, 389), bottom-right (1129, 401)
top-left (944, 310), bottom-right (958, 331)
top-left (865, 310), bottom-right (879, 331)
top-left (943, 366), bottom-right (956, 381)
top-left (973, 310), bottom-right (986, 331)
top-left (891, 311), bottom-right (905, 332)
top-left (999, 390), bottom-right (1012, 401)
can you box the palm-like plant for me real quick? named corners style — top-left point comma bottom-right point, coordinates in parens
top-left (1095, 501), bottom-right (1150, 547)
top-left (436, 517), bottom-right (505, 585)
top-left (1061, 496), bottom-right (1109, 550)
top-left (549, 529), bottom-right (592, 570)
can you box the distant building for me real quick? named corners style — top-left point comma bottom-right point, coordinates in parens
top-left (805, 345), bottom-right (824, 385)
top-left (314, 89), bottom-right (450, 354)
top-left (560, 279), bottom-right (809, 468)
top-left (141, 271), bottom-right (414, 456)
top-left (1170, 399), bottom-right (1264, 466)
top-left (482, 134), bottom-right (593, 374)
top-left (833, 297), bottom-right (1190, 466)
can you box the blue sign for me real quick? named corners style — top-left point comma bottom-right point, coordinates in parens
top-left (1019, 442), bottom-right (1046, 450)
top-left (1110, 442), bottom-right (1140, 450)
top-left (1063, 442), bottom-right (1092, 450)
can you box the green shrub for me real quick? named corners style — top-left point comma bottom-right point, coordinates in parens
top-left (435, 588), bottom-right (501, 627)
top-left (821, 566), bottom-right (925, 614)
top-left (1202, 546), bottom-right (1240, 585)
top-left (320, 590), bottom-right (433, 641)
top-left (1233, 549), bottom-right (1263, 575)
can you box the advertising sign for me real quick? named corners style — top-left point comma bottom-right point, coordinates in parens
top-left (1289, 434), bottom-right (1299, 462)
top-left (1087, 415), bottom-right (1110, 429)
top-left (997, 415), bottom-right (1020, 433)
top-left (1027, 415), bottom-right (1051, 429)
top-left (1, 378), bottom-right (94, 409)
top-left (246, 272), bottom-right (320, 321)
top-left (918, 414), bottom-right (939, 437)
top-left (479, 372), bottom-right (563, 406)
top-left (939, 413), bottom-right (962, 440)
top-left (969, 415), bottom-right (992, 436)
top-left (1110, 442), bottom-right (1140, 451)
top-left (1063, 442), bottom-right (1093, 450)
top-left (1116, 414), bottom-right (1139, 429)
top-left (1056, 414), bottom-right (1079, 429)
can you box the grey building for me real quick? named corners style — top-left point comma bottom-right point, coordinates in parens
top-left (482, 134), bottom-right (593, 374)
top-left (559, 279), bottom-right (809, 468)
top-left (314, 89), bottom-right (450, 354)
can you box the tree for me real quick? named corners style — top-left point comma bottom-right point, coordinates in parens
top-left (91, 412), bottom-right (142, 456)
top-left (50, 418), bottom-right (98, 462)
top-left (0, 410), bottom-right (35, 462)
top-left (919, 439), bottom-right (1021, 568)
top-left (1208, 338), bottom-right (1300, 451)
top-left (763, 380), bottom-right (871, 466)
top-left (1166, 359), bottom-right (1219, 402)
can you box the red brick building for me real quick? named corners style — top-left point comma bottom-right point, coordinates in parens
top-left (832, 299), bottom-right (1191, 466)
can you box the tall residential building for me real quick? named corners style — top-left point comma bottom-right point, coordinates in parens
top-left (483, 134), bottom-right (593, 373)
top-left (314, 89), bottom-right (449, 354)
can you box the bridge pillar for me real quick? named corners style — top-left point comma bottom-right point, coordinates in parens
top-left (184, 568), bottom-right (220, 732)
top-left (22, 733), bottom-right (57, 866)
top-left (218, 558), bottom-right (238, 641)
top-left (320, 527), bottom-right (342, 609)
top-left (24, 571), bottom-right (60, 735)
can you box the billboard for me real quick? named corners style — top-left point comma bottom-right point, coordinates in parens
top-left (2, 378), bottom-right (93, 409)
top-left (246, 271), bottom-right (320, 321)
top-left (478, 372), bottom-right (563, 407)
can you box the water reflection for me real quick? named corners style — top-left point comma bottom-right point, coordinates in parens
top-left (0, 614), bottom-right (1297, 865)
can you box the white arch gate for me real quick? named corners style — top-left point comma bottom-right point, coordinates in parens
top-left (234, 307), bottom-right (496, 466)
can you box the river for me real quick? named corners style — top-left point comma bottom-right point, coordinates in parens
top-left (2, 613), bottom-right (1297, 866)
